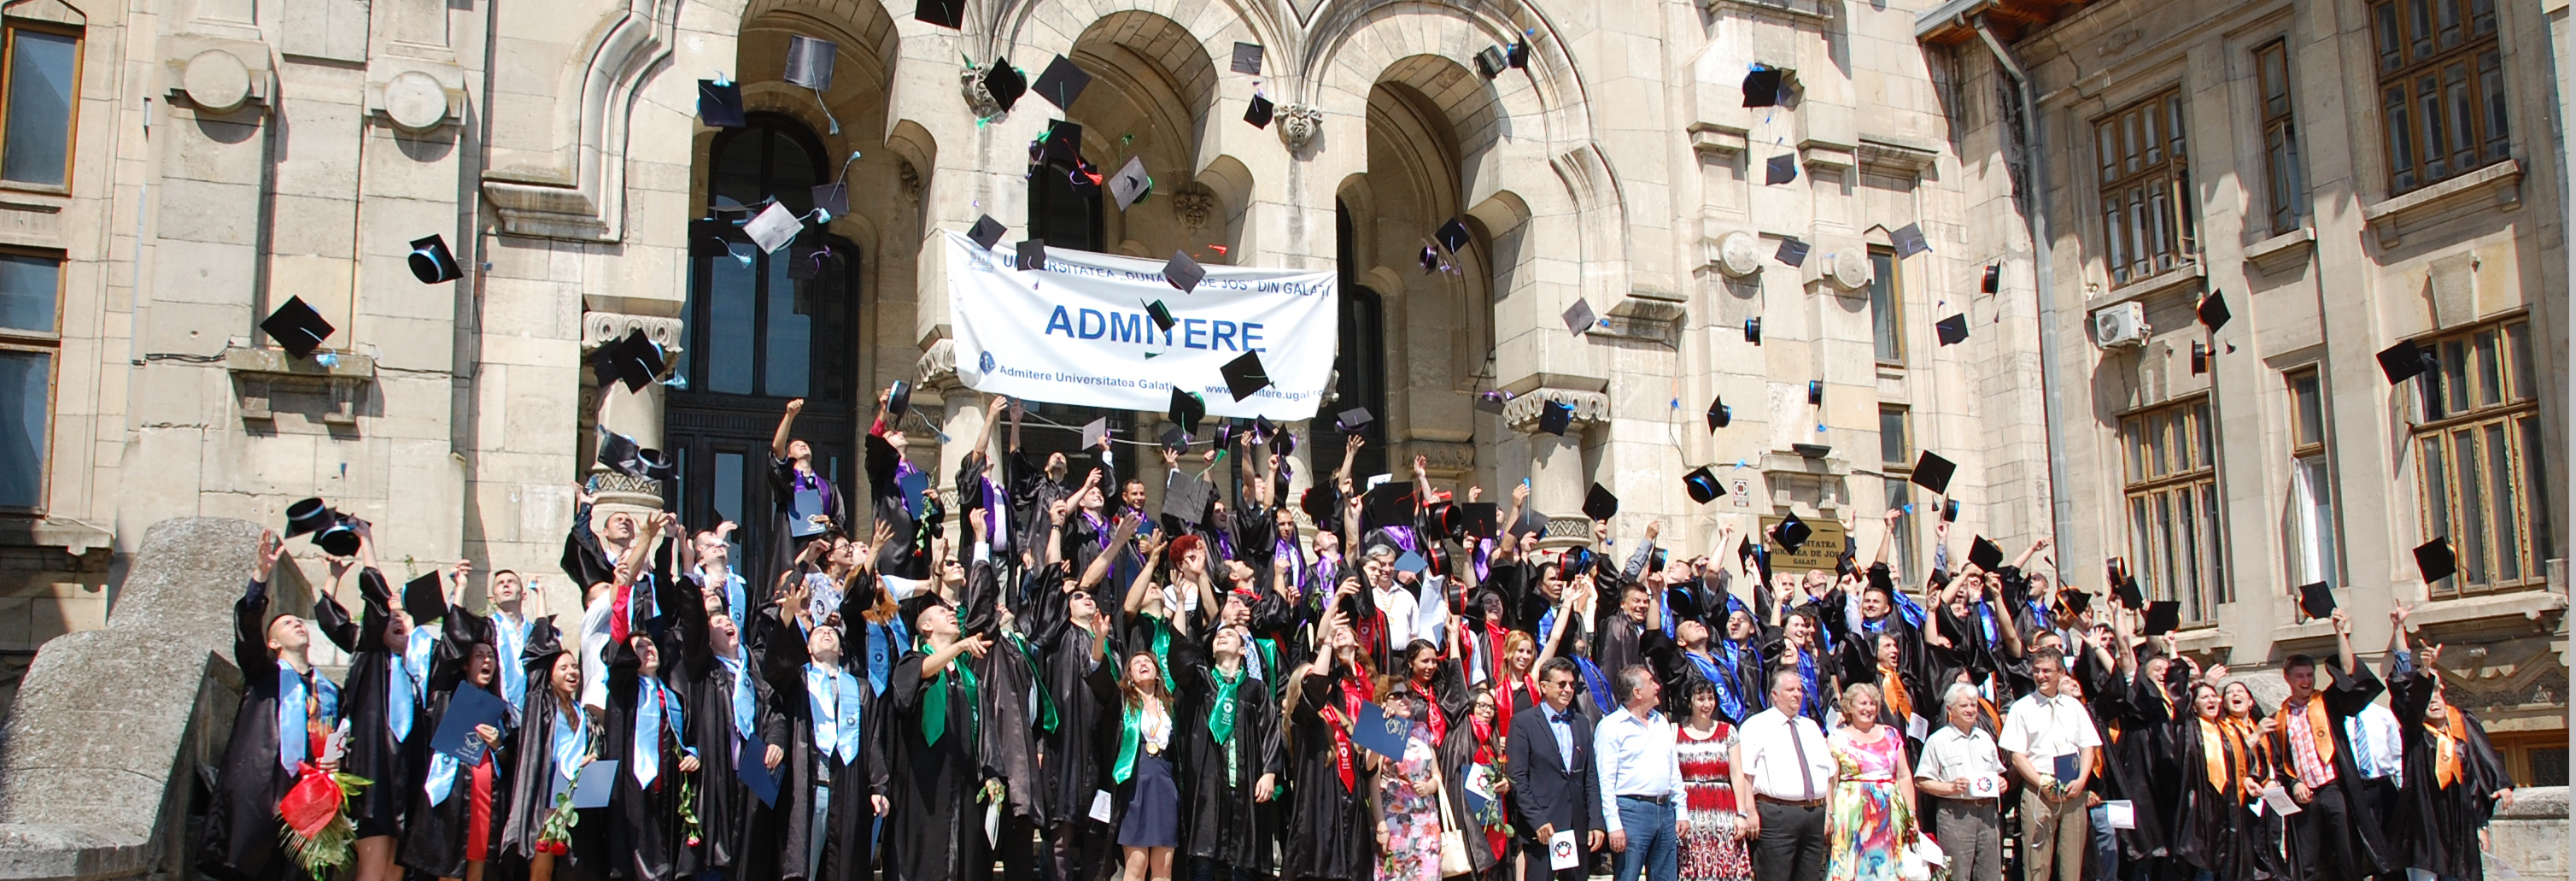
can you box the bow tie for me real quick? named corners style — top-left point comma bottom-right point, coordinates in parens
top-left (1551, 711), bottom-right (1575, 725)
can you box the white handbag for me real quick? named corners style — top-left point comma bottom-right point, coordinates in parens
top-left (1899, 831), bottom-right (1949, 881)
top-left (1433, 767), bottom-right (1476, 878)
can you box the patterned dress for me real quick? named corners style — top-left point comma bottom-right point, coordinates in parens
top-left (1825, 725), bottom-right (1913, 881)
top-left (1377, 726), bottom-right (1444, 881)
top-left (1677, 722), bottom-right (1753, 881)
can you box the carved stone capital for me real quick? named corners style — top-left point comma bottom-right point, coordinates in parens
top-left (960, 67), bottom-right (1003, 120)
top-left (1169, 184), bottom-right (1215, 232)
top-left (1503, 388), bottom-right (1610, 433)
top-left (1277, 103), bottom-right (1324, 151)
top-left (916, 338), bottom-right (962, 390)
top-left (1409, 440), bottom-right (1476, 477)
top-left (580, 312), bottom-right (685, 354)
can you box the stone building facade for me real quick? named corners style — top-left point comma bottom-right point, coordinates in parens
top-left (0, 0), bottom-right (2556, 784)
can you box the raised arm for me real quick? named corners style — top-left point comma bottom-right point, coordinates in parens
top-left (966, 396), bottom-right (1007, 467)
top-left (1872, 508), bottom-right (1900, 565)
top-left (1122, 531), bottom-right (1167, 614)
top-left (772, 397), bottom-right (805, 459)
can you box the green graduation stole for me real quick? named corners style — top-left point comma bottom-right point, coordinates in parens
top-left (921, 646), bottom-right (981, 747)
top-left (1209, 666), bottom-right (1244, 786)
top-left (1009, 631), bottom-right (1060, 733)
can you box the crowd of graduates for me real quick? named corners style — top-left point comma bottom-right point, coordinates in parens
top-left (201, 389), bottom-right (2518, 881)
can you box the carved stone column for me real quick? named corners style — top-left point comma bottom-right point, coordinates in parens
top-left (916, 339), bottom-right (983, 492)
top-left (1503, 389), bottom-right (1609, 549)
top-left (579, 312), bottom-right (684, 511)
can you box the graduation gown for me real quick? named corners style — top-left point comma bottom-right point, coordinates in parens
top-left (499, 627), bottom-right (608, 881)
top-left (2111, 661), bottom-right (2183, 862)
top-left (2166, 714), bottom-right (2258, 881)
top-left (1282, 663), bottom-right (1373, 881)
top-left (666, 573), bottom-right (773, 881)
top-left (746, 608), bottom-right (876, 881)
top-left (317, 567), bottom-right (412, 840)
top-left (1437, 719), bottom-right (1507, 875)
top-left (397, 602), bottom-right (510, 879)
top-left (2387, 667), bottom-right (2509, 881)
top-left (884, 645), bottom-right (987, 881)
top-left (1027, 581), bottom-right (1118, 830)
top-left (199, 579), bottom-right (342, 881)
top-left (962, 555), bottom-right (1049, 826)
top-left (1179, 658), bottom-right (1283, 871)
top-left (600, 637), bottom-right (682, 881)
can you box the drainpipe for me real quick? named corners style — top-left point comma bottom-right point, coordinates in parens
top-left (1970, 15), bottom-right (2075, 553)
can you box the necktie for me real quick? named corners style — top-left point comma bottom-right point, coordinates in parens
top-left (1787, 718), bottom-right (1816, 801)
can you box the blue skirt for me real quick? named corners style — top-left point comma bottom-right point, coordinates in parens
top-left (1117, 752), bottom-right (1180, 849)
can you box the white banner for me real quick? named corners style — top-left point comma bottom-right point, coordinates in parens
top-left (943, 230), bottom-right (1338, 420)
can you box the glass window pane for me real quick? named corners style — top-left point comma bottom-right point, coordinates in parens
top-left (2485, 422), bottom-right (2518, 581)
top-left (2418, 73), bottom-right (2447, 179)
top-left (2444, 62), bottom-right (2474, 161)
top-left (2376, 2), bottom-right (2404, 71)
top-left (1879, 408), bottom-right (1906, 464)
top-left (2203, 480), bottom-right (2228, 604)
top-left (704, 255), bottom-right (756, 395)
top-left (0, 253), bottom-right (56, 332)
top-left (2520, 414), bottom-right (2552, 561)
top-left (2125, 419), bottom-right (2146, 483)
top-left (2098, 123), bottom-right (2118, 184)
top-left (2444, 339), bottom-right (2471, 413)
top-left (2156, 491), bottom-right (2180, 600)
top-left (2294, 455), bottom-right (2338, 585)
top-left (2505, 321), bottom-right (2532, 402)
top-left (2409, 0), bottom-right (2436, 58)
top-left (0, 31), bottom-right (73, 187)
top-left (2180, 485), bottom-right (2204, 617)
top-left (2193, 402), bottom-right (2216, 469)
top-left (2421, 433), bottom-right (2452, 556)
top-left (2470, 0), bottom-right (2495, 33)
top-left (764, 254), bottom-right (810, 397)
top-left (711, 450), bottom-right (745, 530)
top-left (2292, 372), bottom-right (2325, 447)
top-left (1870, 250), bottom-right (1900, 361)
top-left (2456, 426), bottom-right (2487, 584)
top-left (2479, 50), bottom-right (2509, 161)
top-left (2386, 85), bottom-right (2416, 189)
top-left (0, 349), bottom-right (42, 507)
top-left (2474, 329), bottom-right (2503, 406)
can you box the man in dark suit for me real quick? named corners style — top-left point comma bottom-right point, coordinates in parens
top-left (1508, 656), bottom-right (1606, 880)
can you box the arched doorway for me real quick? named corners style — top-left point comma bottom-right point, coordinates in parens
top-left (667, 114), bottom-right (860, 554)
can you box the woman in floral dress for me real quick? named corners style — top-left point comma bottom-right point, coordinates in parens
top-left (1370, 690), bottom-right (1445, 881)
top-left (1675, 680), bottom-right (1753, 881)
top-left (1826, 683), bottom-right (1917, 881)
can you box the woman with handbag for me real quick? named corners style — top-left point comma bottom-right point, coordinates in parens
top-left (1369, 690), bottom-right (1447, 881)
top-left (1437, 686), bottom-right (1511, 879)
top-left (1824, 683), bottom-right (1918, 881)
top-left (1674, 680), bottom-right (1752, 881)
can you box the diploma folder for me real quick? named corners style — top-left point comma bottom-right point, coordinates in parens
top-left (1350, 702), bottom-right (1409, 761)
top-left (430, 686), bottom-right (512, 765)
top-left (790, 488), bottom-right (828, 537)
top-left (737, 736), bottom-right (780, 807)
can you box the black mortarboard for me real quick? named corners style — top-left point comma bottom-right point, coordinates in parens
top-left (1765, 154), bottom-right (1798, 185)
top-left (2143, 601), bottom-right (2181, 635)
top-left (2113, 575), bottom-right (2145, 610)
top-left (1244, 93), bottom-right (1274, 127)
top-left (1464, 502), bottom-right (1499, 538)
top-left (1231, 42), bottom-right (1264, 75)
top-left (1473, 45), bottom-right (1508, 79)
top-left (634, 448), bottom-right (677, 482)
top-left (1582, 483), bottom-right (1618, 521)
top-left (2413, 537), bottom-right (2456, 583)
top-left (1707, 396), bottom-right (1732, 430)
top-left (1437, 217), bottom-right (1472, 254)
top-left (2058, 590), bottom-right (2092, 614)
top-left (408, 235), bottom-right (461, 284)
top-left (1337, 408), bottom-right (1373, 434)
top-left (2197, 291), bottom-right (2232, 332)
top-left (1424, 501), bottom-right (1463, 541)
top-left (1968, 536), bottom-right (2004, 570)
top-left (1509, 508), bottom-right (1548, 539)
top-left (1168, 386), bottom-right (1206, 433)
top-left (698, 79), bottom-right (746, 127)
top-left (1911, 451), bottom-right (1956, 495)
top-left (1043, 120), bottom-right (1083, 165)
top-left (1742, 67), bottom-right (1782, 107)
top-left (1537, 401), bottom-right (1573, 436)
top-left (1158, 425), bottom-right (1191, 456)
top-left (596, 428), bottom-right (640, 474)
top-left (1426, 545), bottom-right (1456, 579)
top-left (1107, 159), bottom-right (1153, 213)
top-left (1162, 469), bottom-right (1213, 526)
top-left (983, 59), bottom-right (1027, 113)
top-left (1806, 380), bottom-right (1824, 405)
top-left (261, 296), bottom-right (335, 357)
top-left (1745, 317), bottom-right (1764, 344)
top-left (1145, 300), bottom-right (1177, 332)
top-left (1419, 244), bottom-right (1440, 273)
top-left (1981, 263), bottom-right (2000, 293)
top-left (313, 518), bottom-right (363, 556)
top-left (403, 572), bottom-right (448, 624)
top-left (2190, 341), bottom-right (2210, 375)
top-left (1361, 483), bottom-right (1417, 532)
top-left (690, 218), bottom-right (732, 257)
top-left (886, 379), bottom-right (912, 417)
top-left (2378, 339), bottom-right (2437, 384)
top-left (1935, 313), bottom-right (1969, 346)
top-left (1890, 223), bottom-right (1931, 257)
top-left (1775, 238), bottom-right (1809, 267)
top-left (1016, 239), bottom-right (1047, 271)
top-left (1163, 250), bottom-right (1206, 292)
top-left (968, 215), bottom-right (1006, 250)
top-left (811, 181), bottom-right (849, 218)
top-left (1299, 486), bottom-right (1337, 523)
top-left (913, 0), bottom-right (963, 28)
top-left (1941, 498), bottom-right (1959, 522)
top-left (1771, 512), bottom-right (1812, 553)
top-left (1683, 466), bottom-right (1720, 504)
top-left (285, 497), bottom-right (337, 537)
top-left (594, 328), bottom-right (665, 392)
top-left (1221, 351), bottom-right (1270, 401)
top-left (2297, 581), bottom-right (2335, 621)
top-left (1560, 547), bottom-right (1595, 579)
top-left (1508, 40), bottom-right (1531, 68)
top-left (1561, 298), bottom-right (1596, 336)
top-left (1033, 56), bottom-right (1092, 110)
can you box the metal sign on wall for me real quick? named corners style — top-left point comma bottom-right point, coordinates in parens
top-left (1759, 514), bottom-right (1849, 572)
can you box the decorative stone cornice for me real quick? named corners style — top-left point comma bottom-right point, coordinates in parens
top-left (580, 312), bottom-right (684, 354)
top-left (1277, 103), bottom-right (1323, 151)
top-left (1411, 441), bottom-right (1475, 476)
top-left (1503, 388), bottom-right (1610, 433)
top-left (916, 338), bottom-right (960, 390)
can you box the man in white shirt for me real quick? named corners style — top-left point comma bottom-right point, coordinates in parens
top-left (1731, 668), bottom-right (1835, 881)
top-left (1916, 684), bottom-right (2008, 881)
top-left (1998, 648), bottom-right (2101, 881)
top-left (1595, 666), bottom-right (1679, 881)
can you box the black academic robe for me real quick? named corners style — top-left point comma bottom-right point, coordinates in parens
top-left (1436, 720), bottom-right (1506, 876)
top-left (1028, 582), bottom-right (1118, 831)
top-left (865, 432), bottom-right (934, 580)
top-left (2387, 667), bottom-right (2510, 881)
top-left (1007, 449), bottom-right (1073, 560)
top-left (600, 637), bottom-right (681, 881)
top-left (198, 579), bottom-right (341, 881)
top-left (318, 567), bottom-right (410, 840)
top-left (2166, 714), bottom-right (2258, 881)
top-left (1179, 658), bottom-right (1283, 872)
top-left (397, 602), bottom-right (510, 879)
top-left (2272, 662), bottom-right (2396, 880)
top-left (963, 556), bottom-right (1049, 826)
top-left (2112, 662), bottom-right (2184, 862)
top-left (1282, 663), bottom-right (1373, 881)
top-left (666, 573), bottom-right (772, 881)
top-left (885, 646), bottom-right (987, 881)
top-left (500, 622), bottom-right (600, 872)
top-left (746, 607), bottom-right (875, 881)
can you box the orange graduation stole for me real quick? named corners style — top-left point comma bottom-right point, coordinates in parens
top-left (2276, 694), bottom-right (2339, 784)
top-left (2198, 717), bottom-right (2243, 797)
top-left (2428, 702), bottom-right (2468, 789)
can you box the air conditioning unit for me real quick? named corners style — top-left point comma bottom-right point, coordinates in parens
top-left (2093, 302), bottom-right (2150, 348)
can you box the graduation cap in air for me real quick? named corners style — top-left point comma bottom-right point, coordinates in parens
top-left (1941, 498), bottom-right (1959, 522)
top-left (1806, 380), bottom-right (1824, 406)
top-left (403, 572), bottom-right (448, 625)
top-left (1042, 120), bottom-right (1084, 166)
top-left (690, 218), bottom-right (733, 257)
top-left (261, 296), bottom-right (335, 357)
top-left (788, 243), bottom-right (834, 280)
top-left (1231, 42), bottom-right (1264, 75)
top-left (1244, 93), bottom-right (1274, 128)
top-left (1508, 40), bottom-right (1531, 68)
top-left (1745, 317), bottom-right (1764, 344)
top-left (1890, 223), bottom-right (1931, 258)
top-left (1361, 483), bottom-right (1418, 532)
top-left (1424, 501), bottom-right (1464, 541)
top-left (1437, 218), bottom-right (1472, 255)
top-left (1271, 426), bottom-right (1297, 455)
top-left (1425, 545), bottom-right (1457, 579)
top-left (1079, 417), bottom-right (1109, 450)
top-left (1537, 400), bottom-right (1574, 437)
top-left (1463, 502), bottom-right (1500, 538)
top-left (913, 0), bottom-right (963, 28)
top-left (2143, 601), bottom-right (2182, 636)
top-left (633, 447), bottom-right (678, 482)
top-left (1168, 386), bottom-right (1207, 435)
top-left (983, 59), bottom-right (1028, 114)
top-left (1683, 466), bottom-right (1721, 504)
top-left (698, 79), bottom-right (746, 127)
top-left (1221, 351), bottom-right (1270, 402)
top-left (1033, 56), bottom-right (1092, 111)
top-left (313, 516), bottom-right (364, 556)
top-left (1771, 512), bottom-right (1812, 553)
top-left (1016, 239), bottom-right (1048, 271)
top-left (1707, 396), bottom-right (1732, 430)
top-left (2190, 341), bottom-right (2210, 375)
top-left (285, 497), bottom-right (339, 538)
top-left (1911, 451), bottom-right (1957, 495)
top-left (1765, 154), bottom-right (1799, 185)
top-left (1775, 238), bottom-right (1810, 267)
top-left (783, 35), bottom-right (838, 92)
top-left (2377, 339), bottom-right (2437, 384)
top-left (1561, 298), bottom-right (1596, 336)
top-left (967, 215), bottom-right (1006, 250)
top-left (811, 181), bottom-right (849, 218)
top-left (1968, 536), bottom-right (2004, 571)
top-left (1336, 408), bottom-right (1373, 434)
top-left (1981, 263), bottom-right (2000, 293)
top-left (2058, 590), bottom-right (2093, 614)
top-left (596, 427), bottom-right (644, 478)
top-left (1473, 45), bottom-right (1508, 79)
top-left (1509, 508), bottom-right (1548, 539)
top-left (743, 202), bottom-right (803, 254)
top-left (2413, 537), bottom-right (2456, 584)
top-left (2196, 291), bottom-right (2232, 332)
top-left (1145, 300), bottom-right (1177, 332)
top-left (2113, 574), bottom-right (2145, 611)
top-left (1742, 66), bottom-right (1783, 108)
top-left (1101, 158), bottom-right (1151, 212)
top-left (1418, 244), bottom-right (1440, 273)
top-left (886, 379), bottom-right (913, 418)
top-left (408, 235), bottom-right (461, 284)
top-left (1299, 486), bottom-right (1337, 523)
top-left (1157, 424), bottom-right (1191, 456)
top-left (592, 328), bottom-right (666, 392)
top-left (2296, 581), bottom-right (2335, 621)
top-left (1164, 250), bottom-right (1206, 292)
top-left (1582, 483), bottom-right (1618, 521)
top-left (1935, 314), bottom-right (1969, 346)
top-left (1162, 469), bottom-right (1214, 526)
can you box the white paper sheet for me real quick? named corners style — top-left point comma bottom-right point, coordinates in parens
top-left (1549, 830), bottom-right (1581, 871)
top-left (1089, 790), bottom-right (1115, 823)
top-left (2258, 784), bottom-right (2302, 816)
top-left (2105, 800), bottom-right (2136, 830)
